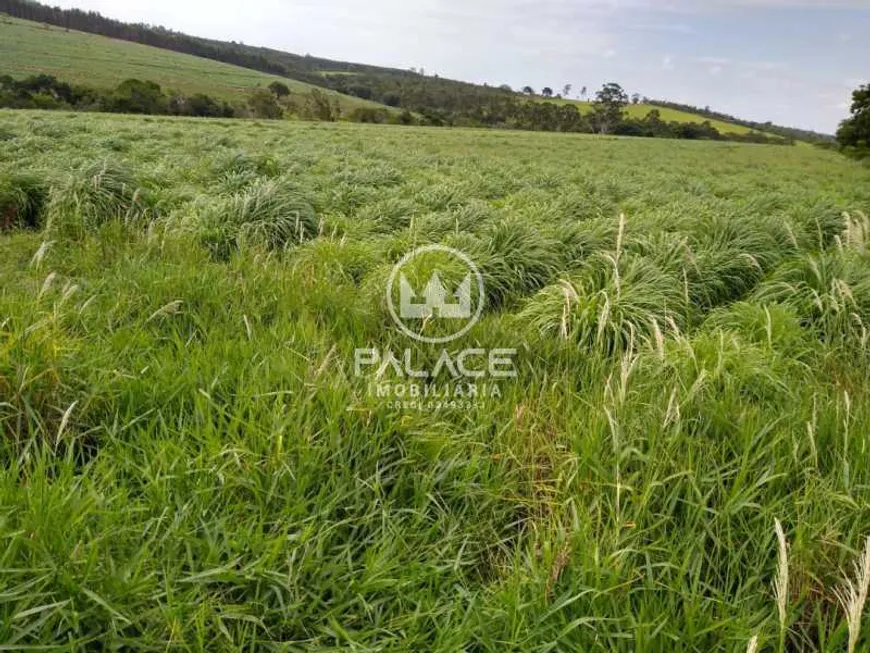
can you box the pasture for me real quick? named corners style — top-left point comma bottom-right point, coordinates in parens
top-left (1, 109), bottom-right (870, 650)
top-left (0, 16), bottom-right (386, 113)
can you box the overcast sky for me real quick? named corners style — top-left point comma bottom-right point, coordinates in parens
top-left (50, 0), bottom-right (868, 133)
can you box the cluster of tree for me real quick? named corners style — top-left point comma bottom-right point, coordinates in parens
top-left (613, 110), bottom-right (786, 143)
top-left (353, 81), bottom-right (786, 144)
top-left (0, 74), bottom-right (236, 116)
top-left (836, 83), bottom-right (870, 159)
top-left (0, 73), bottom-right (420, 125)
top-left (645, 98), bottom-right (834, 144)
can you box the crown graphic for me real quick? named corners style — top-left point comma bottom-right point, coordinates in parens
top-left (399, 271), bottom-right (472, 319)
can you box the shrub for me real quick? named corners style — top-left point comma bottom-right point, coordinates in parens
top-left (349, 107), bottom-right (389, 124)
top-left (248, 89), bottom-right (283, 120)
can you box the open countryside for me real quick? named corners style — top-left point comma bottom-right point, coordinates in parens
top-left (1, 0), bottom-right (870, 650)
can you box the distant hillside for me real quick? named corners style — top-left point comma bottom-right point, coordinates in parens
top-left (544, 98), bottom-right (757, 137)
top-left (0, 0), bottom-right (812, 142)
top-left (647, 99), bottom-right (835, 143)
top-left (0, 0), bottom-right (426, 90)
top-left (0, 15), bottom-right (392, 115)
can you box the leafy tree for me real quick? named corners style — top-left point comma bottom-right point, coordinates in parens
top-left (631, 93), bottom-right (641, 105)
top-left (562, 84), bottom-right (572, 98)
top-left (107, 79), bottom-right (168, 114)
top-left (596, 83), bottom-right (629, 107)
top-left (248, 89), bottom-right (283, 119)
top-left (837, 83), bottom-right (870, 157)
top-left (348, 107), bottom-right (388, 123)
top-left (347, 84), bottom-right (373, 100)
top-left (580, 86), bottom-right (588, 101)
top-left (307, 89), bottom-right (340, 121)
top-left (268, 81), bottom-right (291, 98)
top-left (541, 87), bottom-right (553, 98)
top-left (590, 83), bottom-right (628, 134)
top-left (522, 86), bottom-right (535, 95)
top-left (187, 94), bottom-right (224, 117)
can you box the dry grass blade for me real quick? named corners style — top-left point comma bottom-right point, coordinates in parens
top-left (774, 518), bottom-right (789, 633)
top-left (835, 536), bottom-right (870, 653)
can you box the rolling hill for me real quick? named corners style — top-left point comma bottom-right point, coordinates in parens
top-left (543, 98), bottom-right (756, 136)
top-left (0, 15), bottom-right (392, 114)
top-left (0, 0), bottom-right (814, 141)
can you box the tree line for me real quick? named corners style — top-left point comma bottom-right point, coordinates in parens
top-left (0, 74), bottom-right (408, 123)
top-left (0, 73), bottom-right (791, 145)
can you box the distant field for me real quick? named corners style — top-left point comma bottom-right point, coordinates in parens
top-left (0, 15), bottom-right (390, 112)
top-left (2, 109), bottom-right (870, 649)
top-left (541, 97), bottom-right (757, 135)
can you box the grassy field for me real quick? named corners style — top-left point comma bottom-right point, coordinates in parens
top-left (543, 97), bottom-right (757, 135)
top-left (2, 109), bottom-right (870, 650)
top-left (0, 16), bottom-right (389, 113)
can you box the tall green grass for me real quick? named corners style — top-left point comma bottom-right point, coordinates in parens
top-left (1, 109), bottom-right (870, 650)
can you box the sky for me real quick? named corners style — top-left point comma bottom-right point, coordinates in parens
top-left (49, 0), bottom-right (870, 133)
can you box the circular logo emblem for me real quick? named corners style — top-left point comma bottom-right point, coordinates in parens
top-left (386, 245), bottom-right (485, 344)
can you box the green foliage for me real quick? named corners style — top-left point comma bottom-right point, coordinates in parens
top-left (247, 88), bottom-right (283, 119)
top-left (520, 251), bottom-right (688, 352)
top-left (268, 80), bottom-right (290, 98)
top-left (305, 88), bottom-right (341, 121)
top-left (457, 217), bottom-right (562, 307)
top-left (591, 82), bottom-right (629, 134)
top-left (106, 78), bottom-right (168, 114)
top-left (837, 83), bottom-right (870, 158)
top-left (0, 73), bottom-right (237, 118)
top-left (753, 249), bottom-right (870, 343)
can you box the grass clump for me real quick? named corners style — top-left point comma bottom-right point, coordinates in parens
top-left (753, 251), bottom-right (870, 344)
top-left (45, 160), bottom-right (152, 237)
top-left (209, 150), bottom-right (281, 192)
top-left (195, 178), bottom-right (318, 258)
top-left (520, 251), bottom-right (687, 352)
top-left (0, 171), bottom-right (48, 231)
top-left (450, 217), bottom-right (562, 308)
